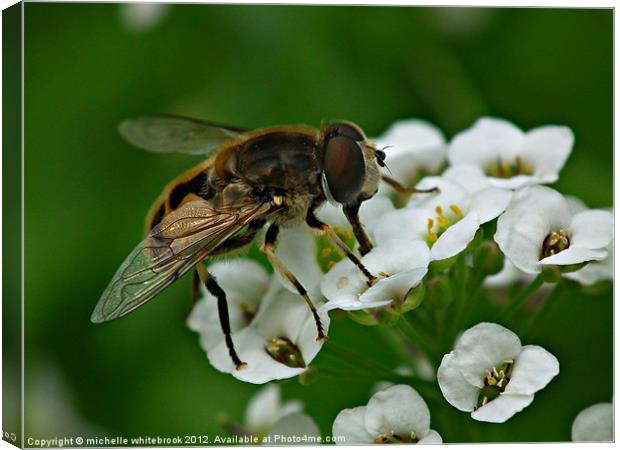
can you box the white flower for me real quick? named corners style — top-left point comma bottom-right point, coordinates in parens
top-left (119, 3), bottom-right (171, 32)
top-left (564, 241), bottom-right (613, 285)
top-left (189, 265), bottom-right (329, 384)
top-left (373, 176), bottom-right (511, 261)
top-left (317, 194), bottom-right (395, 237)
top-left (320, 239), bottom-right (429, 312)
top-left (373, 119), bottom-right (447, 195)
top-left (437, 322), bottom-right (559, 423)
top-left (448, 117), bottom-right (573, 189)
top-left (187, 259), bottom-right (269, 349)
top-left (332, 385), bottom-right (442, 444)
top-left (562, 201), bottom-right (614, 285)
top-left (571, 402), bottom-right (613, 442)
top-left (273, 226), bottom-right (324, 297)
top-left (244, 384), bottom-right (320, 440)
top-left (494, 186), bottom-right (613, 274)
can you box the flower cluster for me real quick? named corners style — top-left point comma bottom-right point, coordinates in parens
top-left (188, 117), bottom-right (612, 442)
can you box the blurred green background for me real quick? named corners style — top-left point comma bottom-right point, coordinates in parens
top-left (22, 4), bottom-right (612, 444)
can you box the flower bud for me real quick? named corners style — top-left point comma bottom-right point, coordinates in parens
top-left (473, 240), bottom-right (504, 276)
top-left (401, 283), bottom-right (426, 313)
top-left (466, 228), bottom-right (485, 253)
top-left (559, 261), bottom-right (588, 274)
top-left (265, 337), bottom-right (306, 368)
top-left (347, 309), bottom-right (379, 326)
top-left (429, 255), bottom-right (457, 273)
top-left (375, 306), bottom-right (402, 326)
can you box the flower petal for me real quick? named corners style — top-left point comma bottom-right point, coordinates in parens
top-left (569, 209), bottom-right (613, 249)
top-left (571, 403), bottom-right (613, 442)
top-left (360, 268), bottom-right (428, 306)
top-left (430, 211), bottom-right (480, 261)
top-left (365, 385), bottom-right (431, 438)
top-left (362, 239), bottom-right (430, 275)
top-left (244, 384), bottom-right (283, 431)
top-left (320, 259), bottom-right (367, 308)
top-left (448, 117), bottom-right (525, 168)
top-left (371, 208), bottom-right (428, 247)
top-left (522, 125), bottom-right (573, 178)
top-left (207, 327), bottom-right (307, 384)
top-left (453, 323), bottom-right (522, 388)
top-left (564, 244), bottom-right (613, 285)
top-left (504, 345), bottom-right (559, 395)
top-left (470, 393), bottom-right (534, 423)
top-left (267, 412), bottom-right (321, 439)
top-left (539, 246), bottom-right (607, 266)
top-left (418, 430), bottom-right (443, 444)
top-left (494, 186), bottom-right (571, 274)
top-left (469, 188), bottom-right (512, 224)
top-left (437, 352), bottom-right (479, 412)
top-left (443, 164), bottom-right (490, 194)
top-left (332, 406), bottom-right (373, 445)
top-left (407, 176), bottom-right (471, 212)
top-left (487, 174), bottom-right (543, 190)
top-left (275, 226), bottom-right (323, 296)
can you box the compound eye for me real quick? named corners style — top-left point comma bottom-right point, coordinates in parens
top-left (323, 135), bottom-right (366, 205)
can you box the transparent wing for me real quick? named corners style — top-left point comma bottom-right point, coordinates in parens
top-left (118, 115), bottom-right (249, 155)
top-left (91, 198), bottom-right (270, 323)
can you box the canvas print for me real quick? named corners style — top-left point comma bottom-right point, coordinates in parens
top-left (2, 2), bottom-right (613, 447)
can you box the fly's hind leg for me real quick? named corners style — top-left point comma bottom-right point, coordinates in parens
top-left (261, 224), bottom-right (326, 341)
top-left (195, 263), bottom-right (247, 370)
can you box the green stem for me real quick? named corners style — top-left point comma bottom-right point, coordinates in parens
top-left (450, 254), bottom-right (469, 333)
top-left (398, 318), bottom-right (439, 364)
top-left (456, 273), bottom-right (486, 333)
top-left (496, 274), bottom-right (545, 321)
top-left (325, 343), bottom-right (395, 378)
top-left (524, 281), bottom-right (564, 339)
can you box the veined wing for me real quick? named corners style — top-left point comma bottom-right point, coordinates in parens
top-left (91, 198), bottom-right (270, 323)
top-left (118, 115), bottom-right (249, 155)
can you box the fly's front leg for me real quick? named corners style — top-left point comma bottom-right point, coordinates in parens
top-left (261, 224), bottom-right (326, 341)
top-left (381, 175), bottom-right (440, 195)
top-left (306, 208), bottom-right (377, 286)
top-left (342, 203), bottom-right (374, 257)
top-left (195, 263), bottom-right (247, 370)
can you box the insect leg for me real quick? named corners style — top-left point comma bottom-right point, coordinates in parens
top-left (261, 224), bottom-right (327, 341)
top-left (306, 208), bottom-right (377, 286)
top-left (342, 203), bottom-right (375, 256)
top-left (381, 175), bottom-right (439, 195)
top-left (195, 263), bottom-right (247, 370)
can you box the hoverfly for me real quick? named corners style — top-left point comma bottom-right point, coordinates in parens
top-left (91, 115), bottom-right (434, 369)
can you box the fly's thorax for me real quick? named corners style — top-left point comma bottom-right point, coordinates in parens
top-left (234, 130), bottom-right (323, 195)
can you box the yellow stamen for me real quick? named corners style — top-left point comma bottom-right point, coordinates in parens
top-left (437, 216), bottom-right (449, 229)
top-left (435, 205), bottom-right (443, 216)
top-left (427, 218), bottom-right (435, 231)
top-left (450, 204), bottom-right (463, 218)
